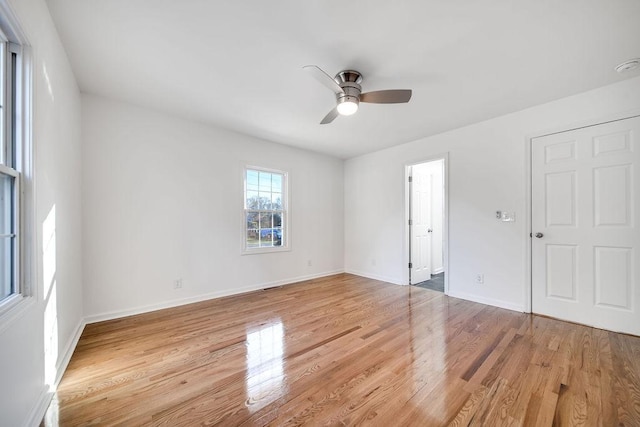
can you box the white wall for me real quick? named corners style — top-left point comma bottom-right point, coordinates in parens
top-left (345, 76), bottom-right (640, 311)
top-left (0, 0), bottom-right (83, 425)
top-left (81, 94), bottom-right (344, 321)
top-left (0, 5), bottom-right (634, 423)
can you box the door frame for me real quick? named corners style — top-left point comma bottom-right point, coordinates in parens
top-left (525, 109), bottom-right (640, 314)
top-left (404, 153), bottom-right (449, 293)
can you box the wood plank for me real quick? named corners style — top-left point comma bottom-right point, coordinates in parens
top-left (42, 274), bottom-right (640, 426)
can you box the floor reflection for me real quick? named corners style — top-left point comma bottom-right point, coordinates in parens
top-left (245, 320), bottom-right (286, 412)
top-left (404, 286), bottom-right (451, 424)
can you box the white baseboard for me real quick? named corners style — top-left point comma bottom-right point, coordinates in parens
top-left (447, 290), bottom-right (524, 313)
top-left (55, 319), bottom-right (85, 386)
top-left (26, 318), bottom-right (85, 427)
top-left (85, 270), bottom-right (345, 324)
top-left (344, 269), bottom-right (403, 286)
top-left (24, 385), bottom-right (51, 427)
top-left (432, 267), bottom-right (444, 275)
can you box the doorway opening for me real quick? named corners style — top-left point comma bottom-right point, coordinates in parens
top-left (405, 156), bottom-right (448, 293)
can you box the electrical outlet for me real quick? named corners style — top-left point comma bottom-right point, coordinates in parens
top-left (372, 259), bottom-right (377, 266)
top-left (174, 279), bottom-right (183, 289)
top-left (307, 259), bottom-right (312, 267)
top-left (475, 274), bottom-right (484, 284)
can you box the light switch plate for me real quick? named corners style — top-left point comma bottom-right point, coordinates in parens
top-left (500, 211), bottom-right (515, 222)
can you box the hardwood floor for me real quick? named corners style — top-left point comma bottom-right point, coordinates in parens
top-left (45, 274), bottom-right (640, 426)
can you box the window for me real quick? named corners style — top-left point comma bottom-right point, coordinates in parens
top-left (0, 25), bottom-right (26, 308)
top-left (244, 167), bottom-right (288, 253)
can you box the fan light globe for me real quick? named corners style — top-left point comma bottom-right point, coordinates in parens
top-left (337, 101), bottom-right (358, 116)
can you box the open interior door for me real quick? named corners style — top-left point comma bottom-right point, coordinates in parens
top-left (410, 165), bottom-right (432, 284)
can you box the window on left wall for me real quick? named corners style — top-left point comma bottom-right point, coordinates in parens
top-left (0, 23), bottom-right (28, 310)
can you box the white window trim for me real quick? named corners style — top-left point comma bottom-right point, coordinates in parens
top-left (242, 165), bottom-right (290, 255)
top-left (0, 0), bottom-right (34, 328)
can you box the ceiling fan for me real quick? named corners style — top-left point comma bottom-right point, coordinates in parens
top-left (303, 65), bottom-right (412, 124)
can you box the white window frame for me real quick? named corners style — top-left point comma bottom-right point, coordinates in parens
top-left (242, 166), bottom-right (289, 254)
top-left (0, 2), bottom-right (33, 324)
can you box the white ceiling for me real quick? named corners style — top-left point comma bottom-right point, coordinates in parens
top-left (46, 0), bottom-right (640, 159)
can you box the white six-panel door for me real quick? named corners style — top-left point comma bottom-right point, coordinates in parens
top-left (411, 166), bottom-right (432, 284)
top-left (532, 116), bottom-right (640, 335)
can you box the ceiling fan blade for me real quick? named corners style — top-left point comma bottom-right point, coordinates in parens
top-left (320, 107), bottom-right (339, 124)
top-left (303, 65), bottom-right (344, 95)
top-left (360, 89), bottom-right (412, 104)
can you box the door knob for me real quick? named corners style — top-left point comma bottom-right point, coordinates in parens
top-left (535, 232), bottom-right (543, 238)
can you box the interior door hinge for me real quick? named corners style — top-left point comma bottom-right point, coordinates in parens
top-left (408, 219), bottom-right (412, 226)
top-left (408, 176), bottom-right (413, 183)
top-left (408, 262), bottom-right (413, 268)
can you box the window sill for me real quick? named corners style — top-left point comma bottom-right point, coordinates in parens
top-left (242, 246), bottom-right (291, 255)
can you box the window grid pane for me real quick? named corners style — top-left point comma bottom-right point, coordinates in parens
top-left (244, 167), bottom-right (286, 251)
top-left (0, 32), bottom-right (24, 306)
top-left (0, 236), bottom-right (14, 300)
top-left (9, 50), bottom-right (17, 168)
top-left (0, 172), bottom-right (15, 301)
top-left (0, 42), bottom-right (5, 166)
